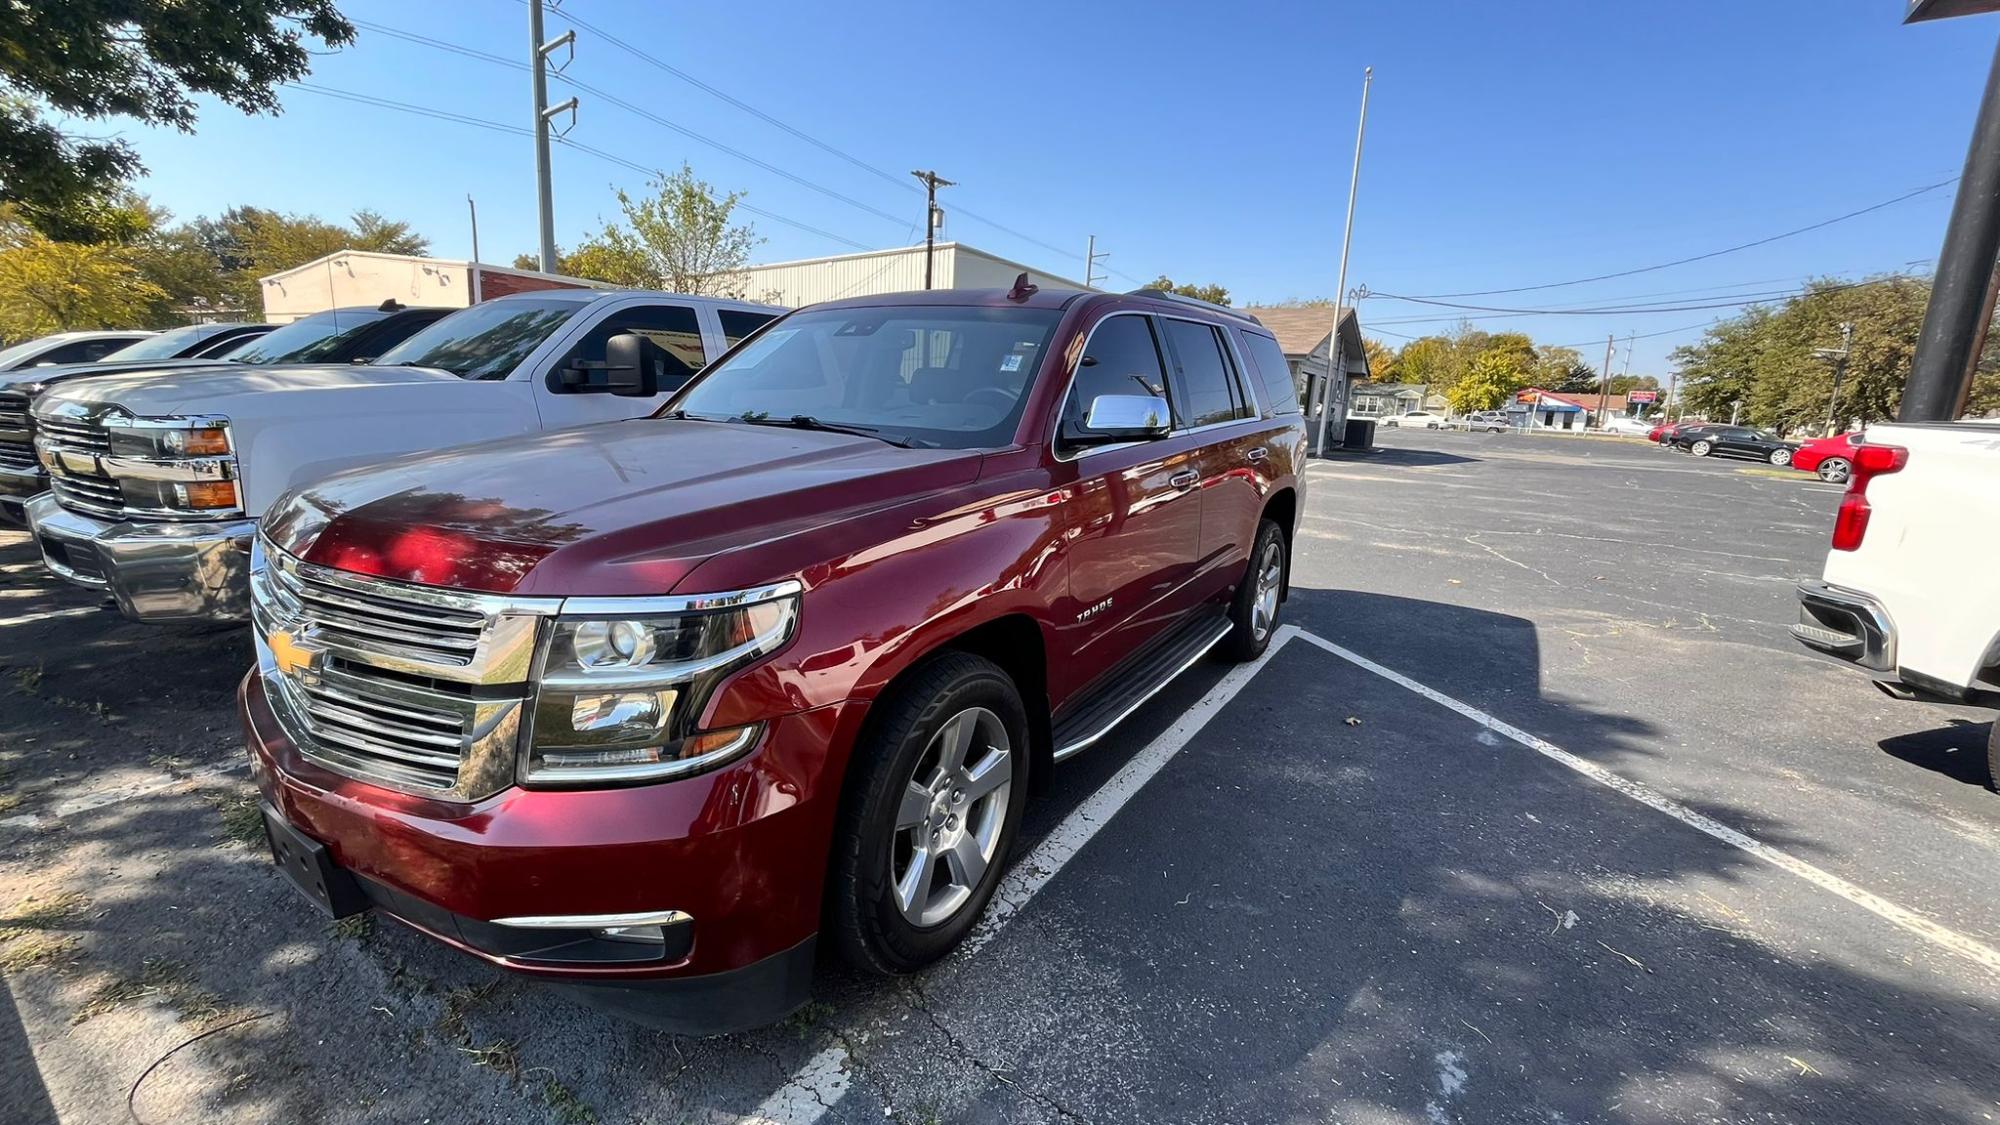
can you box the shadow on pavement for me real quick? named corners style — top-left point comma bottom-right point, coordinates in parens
top-left (1878, 718), bottom-right (1997, 790)
top-left (1321, 445), bottom-right (1481, 468)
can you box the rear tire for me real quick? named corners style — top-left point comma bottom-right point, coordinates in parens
top-left (827, 653), bottom-right (1029, 975)
top-left (1690, 439), bottom-right (1713, 457)
top-left (1818, 457), bottom-right (1851, 484)
top-left (1222, 520), bottom-right (1287, 662)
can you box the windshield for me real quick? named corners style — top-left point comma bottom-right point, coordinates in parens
top-left (674, 306), bottom-right (1062, 450)
top-left (225, 309), bottom-right (386, 364)
top-left (372, 298), bottom-right (580, 379)
top-left (0, 337), bottom-right (71, 369)
top-left (101, 325), bottom-right (217, 362)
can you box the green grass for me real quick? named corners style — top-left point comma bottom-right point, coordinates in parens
top-left (541, 1077), bottom-right (596, 1124)
top-left (0, 932), bottom-right (80, 972)
top-left (0, 890), bottom-right (89, 936)
top-left (73, 957), bottom-right (225, 1026)
top-left (205, 791), bottom-right (265, 846)
top-left (331, 914), bottom-right (376, 941)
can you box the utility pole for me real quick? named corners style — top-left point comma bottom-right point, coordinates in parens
top-left (528, 0), bottom-right (576, 274)
top-left (1817, 322), bottom-right (1854, 436)
top-left (1084, 235), bottom-right (1110, 290)
top-left (467, 195), bottom-right (483, 304)
top-left (911, 170), bottom-right (955, 289)
top-left (1664, 368), bottom-right (1680, 422)
top-left (1317, 65), bottom-right (1373, 457)
top-left (1596, 334), bottom-right (1615, 429)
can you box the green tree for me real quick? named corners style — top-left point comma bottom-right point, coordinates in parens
top-left (1535, 345), bottom-right (1598, 393)
top-left (1146, 276), bottom-right (1231, 306)
top-left (1444, 349), bottom-right (1532, 413)
top-left (0, 2), bottom-right (353, 223)
top-left (1362, 338), bottom-right (1396, 383)
top-left (564, 164), bottom-right (762, 297)
top-left (0, 218), bottom-right (166, 337)
top-left (192, 206), bottom-right (430, 312)
top-left (1393, 336), bottom-right (1453, 386)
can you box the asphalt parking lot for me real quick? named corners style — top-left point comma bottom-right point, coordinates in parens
top-left (4, 427), bottom-right (1999, 1124)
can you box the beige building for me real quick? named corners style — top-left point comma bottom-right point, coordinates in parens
top-left (257, 250), bottom-right (604, 322)
top-left (736, 242), bottom-right (1093, 308)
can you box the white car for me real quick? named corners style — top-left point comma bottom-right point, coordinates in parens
top-left (1379, 410), bottom-right (1448, 429)
top-left (1462, 410), bottom-right (1511, 433)
top-left (1600, 415), bottom-right (1654, 436)
top-left (1792, 420), bottom-right (2000, 780)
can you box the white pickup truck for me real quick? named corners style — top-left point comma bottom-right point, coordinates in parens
top-left (25, 289), bottom-right (781, 623)
top-left (1792, 420), bottom-right (2000, 779)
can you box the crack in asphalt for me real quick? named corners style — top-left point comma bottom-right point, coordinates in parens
top-left (897, 981), bottom-right (1092, 1123)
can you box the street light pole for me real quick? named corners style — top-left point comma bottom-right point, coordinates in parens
top-left (1316, 65), bottom-right (1372, 457)
top-left (1818, 321), bottom-right (1854, 436)
top-left (1596, 334), bottom-right (1615, 428)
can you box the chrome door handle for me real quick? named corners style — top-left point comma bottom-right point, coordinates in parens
top-left (1246, 447), bottom-right (1269, 462)
top-left (1169, 469), bottom-right (1200, 489)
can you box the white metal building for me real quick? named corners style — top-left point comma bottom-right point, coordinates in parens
top-left (737, 242), bottom-right (1094, 308)
top-left (258, 250), bottom-right (605, 322)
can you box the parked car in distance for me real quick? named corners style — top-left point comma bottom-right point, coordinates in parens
top-left (0, 304), bottom-right (451, 525)
top-left (1674, 424), bottom-right (1799, 465)
top-left (1599, 415), bottom-right (1653, 436)
top-left (0, 330), bottom-right (155, 371)
top-left (1792, 430), bottom-right (1864, 483)
top-left (1381, 409), bottom-right (1448, 429)
top-left (27, 290), bottom-right (781, 622)
top-left (1792, 421), bottom-right (2000, 782)
top-left (1463, 410), bottom-right (1510, 433)
top-left (242, 284), bottom-right (1307, 1033)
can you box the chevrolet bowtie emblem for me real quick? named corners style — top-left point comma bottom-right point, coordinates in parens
top-left (267, 628), bottom-right (321, 677)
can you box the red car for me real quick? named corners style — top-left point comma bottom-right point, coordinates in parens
top-left (242, 285), bottom-right (1307, 1032)
top-left (1791, 430), bottom-right (1865, 483)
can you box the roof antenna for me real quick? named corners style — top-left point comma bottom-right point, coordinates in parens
top-left (1006, 272), bottom-right (1038, 301)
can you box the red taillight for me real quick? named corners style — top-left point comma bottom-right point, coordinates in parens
top-left (1830, 443), bottom-right (1907, 551)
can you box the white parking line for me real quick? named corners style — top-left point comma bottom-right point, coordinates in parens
top-left (1290, 628), bottom-right (2000, 980)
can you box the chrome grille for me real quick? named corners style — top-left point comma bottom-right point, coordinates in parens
top-left (0, 392), bottom-right (32, 470)
top-left (37, 415), bottom-right (112, 456)
top-left (250, 539), bottom-right (559, 799)
top-left (35, 412), bottom-right (126, 518)
top-left (49, 474), bottom-right (125, 518)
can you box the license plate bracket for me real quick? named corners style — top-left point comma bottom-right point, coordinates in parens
top-left (262, 803), bottom-right (368, 919)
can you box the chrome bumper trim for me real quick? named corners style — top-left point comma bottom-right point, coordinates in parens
top-left (1792, 581), bottom-right (1896, 674)
top-left (489, 909), bottom-right (694, 930)
top-left (26, 492), bottom-right (257, 622)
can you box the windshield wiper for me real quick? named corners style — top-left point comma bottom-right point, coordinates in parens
top-left (738, 414), bottom-right (926, 449)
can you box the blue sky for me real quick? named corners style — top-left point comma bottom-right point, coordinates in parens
top-left (101, 0), bottom-right (2000, 375)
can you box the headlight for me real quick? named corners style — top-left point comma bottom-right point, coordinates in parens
top-left (524, 583), bottom-right (801, 786)
top-left (99, 414), bottom-right (242, 516)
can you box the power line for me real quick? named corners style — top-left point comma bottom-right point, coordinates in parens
top-left (1364, 274), bottom-right (1924, 318)
top-left (1405, 178), bottom-right (1957, 299)
top-left (283, 82), bottom-right (872, 250)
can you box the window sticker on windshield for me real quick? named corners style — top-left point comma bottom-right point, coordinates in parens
top-left (1000, 354), bottom-right (1024, 372)
top-left (734, 328), bottom-right (798, 365)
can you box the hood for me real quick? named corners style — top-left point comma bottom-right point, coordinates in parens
top-left (33, 363), bottom-right (460, 417)
top-left (264, 419), bottom-right (984, 597)
top-left (0, 358), bottom-right (233, 397)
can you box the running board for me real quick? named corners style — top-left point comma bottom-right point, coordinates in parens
top-left (1051, 614), bottom-right (1235, 763)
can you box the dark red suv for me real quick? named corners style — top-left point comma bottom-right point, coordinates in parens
top-left (241, 285), bottom-right (1307, 1032)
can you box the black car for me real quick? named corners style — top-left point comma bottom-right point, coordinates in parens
top-left (1671, 424), bottom-right (1800, 466)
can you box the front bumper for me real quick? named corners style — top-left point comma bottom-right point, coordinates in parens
top-left (24, 492), bottom-right (256, 622)
top-left (241, 669), bottom-right (849, 1034)
top-left (1792, 581), bottom-right (1895, 673)
top-left (0, 464), bottom-right (44, 527)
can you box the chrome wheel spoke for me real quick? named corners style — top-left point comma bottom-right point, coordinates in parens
top-left (896, 845), bottom-right (934, 920)
top-left (944, 833), bottom-right (987, 888)
top-left (896, 781), bottom-right (933, 831)
top-left (937, 711), bottom-right (976, 775)
top-left (963, 748), bottom-right (1010, 801)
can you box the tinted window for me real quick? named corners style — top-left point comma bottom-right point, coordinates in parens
top-left (101, 325), bottom-right (222, 361)
top-left (1067, 314), bottom-right (1167, 431)
top-left (225, 309), bottom-right (388, 364)
top-left (561, 304), bottom-right (707, 392)
top-left (1160, 318), bottom-right (1243, 428)
top-left (374, 297), bottom-right (581, 379)
top-left (677, 305), bottom-right (1061, 450)
top-left (719, 309), bottom-right (778, 346)
top-left (1240, 331), bottom-right (1300, 416)
top-left (37, 338), bottom-right (132, 365)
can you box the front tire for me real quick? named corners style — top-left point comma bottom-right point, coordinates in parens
top-left (1818, 457), bottom-right (1851, 484)
top-left (1769, 448), bottom-right (1792, 467)
top-left (828, 653), bottom-right (1028, 975)
top-left (1222, 520), bottom-right (1287, 662)
top-left (1690, 439), bottom-right (1713, 457)
top-left (1988, 717), bottom-right (2000, 794)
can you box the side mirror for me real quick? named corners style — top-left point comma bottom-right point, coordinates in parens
top-left (1071, 394), bottom-right (1171, 445)
top-left (604, 332), bottom-right (664, 397)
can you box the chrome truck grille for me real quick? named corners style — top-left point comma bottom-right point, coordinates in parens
top-left (249, 540), bottom-right (559, 799)
top-left (33, 410), bottom-right (126, 518)
top-left (0, 391), bottom-right (34, 471)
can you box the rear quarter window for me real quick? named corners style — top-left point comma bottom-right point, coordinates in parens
top-left (1239, 330), bottom-right (1301, 416)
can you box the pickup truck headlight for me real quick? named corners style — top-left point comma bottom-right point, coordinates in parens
top-left (101, 415), bottom-right (243, 516)
top-left (524, 583), bottom-right (801, 786)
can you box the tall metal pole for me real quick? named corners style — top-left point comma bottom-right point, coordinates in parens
top-left (1902, 35), bottom-right (2000, 421)
top-left (911, 170), bottom-right (954, 289)
top-left (467, 195), bottom-right (483, 304)
top-left (529, 0), bottom-right (558, 273)
top-left (1823, 321), bottom-right (1854, 435)
top-left (1596, 335), bottom-right (1615, 429)
top-left (1316, 65), bottom-right (1372, 457)
top-left (1084, 235), bottom-right (1096, 289)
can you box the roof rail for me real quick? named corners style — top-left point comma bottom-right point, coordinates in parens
top-left (1125, 288), bottom-right (1263, 326)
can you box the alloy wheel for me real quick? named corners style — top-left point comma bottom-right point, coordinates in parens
top-left (1770, 449), bottom-right (1792, 467)
top-left (1819, 458), bottom-right (1851, 484)
top-left (1251, 539), bottom-right (1284, 642)
top-left (891, 707), bottom-right (1013, 927)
